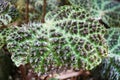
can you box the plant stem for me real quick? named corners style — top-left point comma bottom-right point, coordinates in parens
top-left (19, 65), bottom-right (28, 80)
top-left (41, 0), bottom-right (47, 23)
top-left (25, 0), bottom-right (29, 24)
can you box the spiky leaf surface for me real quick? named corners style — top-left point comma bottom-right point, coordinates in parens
top-left (92, 28), bottom-right (120, 80)
top-left (7, 23), bottom-right (47, 67)
top-left (69, 0), bottom-right (120, 27)
top-left (34, 0), bottom-right (60, 13)
top-left (91, 0), bottom-right (120, 27)
top-left (106, 28), bottom-right (120, 55)
top-left (0, 14), bottom-right (12, 27)
top-left (0, 0), bottom-right (11, 27)
top-left (0, 26), bottom-right (18, 49)
top-left (68, 0), bottom-right (91, 9)
top-left (0, 0), bottom-right (9, 13)
top-left (45, 6), bottom-right (107, 70)
top-left (0, 34), bottom-right (4, 49)
top-left (104, 28), bottom-right (120, 79)
top-left (7, 5), bottom-right (19, 21)
top-left (45, 6), bottom-right (92, 22)
top-left (0, 0), bottom-right (19, 27)
top-left (6, 6), bottom-right (108, 74)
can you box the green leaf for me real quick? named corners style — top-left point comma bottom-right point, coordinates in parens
top-left (45, 6), bottom-right (91, 22)
top-left (69, 0), bottom-right (120, 27)
top-left (0, 14), bottom-right (12, 27)
top-left (0, 0), bottom-right (9, 13)
top-left (7, 6), bottom-right (108, 74)
top-left (34, 0), bottom-right (61, 13)
top-left (68, 0), bottom-right (91, 9)
top-left (90, 0), bottom-right (120, 27)
top-left (45, 6), bottom-right (108, 71)
top-left (7, 5), bottom-right (19, 21)
top-left (92, 28), bottom-right (120, 80)
top-left (105, 28), bottom-right (120, 80)
top-left (0, 34), bottom-right (4, 49)
top-left (0, 1), bottom-right (19, 27)
top-left (106, 28), bottom-right (120, 55)
top-left (0, 26), bottom-right (18, 49)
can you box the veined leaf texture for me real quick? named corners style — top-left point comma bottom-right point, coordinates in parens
top-left (6, 6), bottom-right (107, 74)
top-left (0, 0), bottom-right (120, 78)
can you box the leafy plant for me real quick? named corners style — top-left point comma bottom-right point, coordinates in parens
top-left (0, 5), bottom-right (108, 75)
top-left (0, 0), bottom-right (120, 79)
top-left (7, 6), bottom-right (108, 73)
